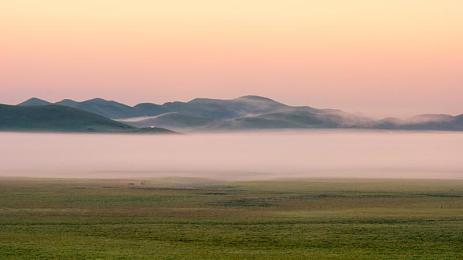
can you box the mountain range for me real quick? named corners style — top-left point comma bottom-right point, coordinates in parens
top-left (14, 96), bottom-right (463, 132)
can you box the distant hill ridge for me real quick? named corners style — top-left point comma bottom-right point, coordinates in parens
top-left (1, 103), bottom-right (174, 134)
top-left (16, 96), bottom-right (463, 132)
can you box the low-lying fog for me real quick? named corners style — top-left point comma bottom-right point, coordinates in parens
top-left (1, 131), bottom-right (462, 180)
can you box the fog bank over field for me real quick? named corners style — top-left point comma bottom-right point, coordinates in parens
top-left (1, 131), bottom-right (462, 180)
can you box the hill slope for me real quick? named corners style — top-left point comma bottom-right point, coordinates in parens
top-left (0, 104), bottom-right (137, 132)
top-left (18, 98), bottom-right (51, 106)
top-left (55, 98), bottom-right (139, 119)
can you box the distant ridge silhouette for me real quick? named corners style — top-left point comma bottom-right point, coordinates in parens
top-left (12, 96), bottom-right (463, 132)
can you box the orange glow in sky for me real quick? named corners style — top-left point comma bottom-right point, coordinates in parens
top-left (1, 0), bottom-right (462, 116)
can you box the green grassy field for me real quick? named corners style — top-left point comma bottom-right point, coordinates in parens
top-left (0, 177), bottom-right (462, 259)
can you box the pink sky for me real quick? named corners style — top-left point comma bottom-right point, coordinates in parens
top-left (1, 0), bottom-right (462, 117)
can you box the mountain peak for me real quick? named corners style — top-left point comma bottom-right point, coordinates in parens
top-left (60, 99), bottom-right (76, 102)
top-left (56, 99), bottom-right (79, 106)
top-left (85, 98), bottom-right (107, 103)
top-left (188, 98), bottom-right (217, 103)
top-left (235, 95), bottom-right (278, 102)
top-left (18, 98), bottom-right (50, 106)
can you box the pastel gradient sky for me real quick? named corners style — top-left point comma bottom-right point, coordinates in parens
top-left (1, 0), bottom-right (462, 117)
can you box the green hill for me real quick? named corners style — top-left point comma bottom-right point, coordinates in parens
top-left (0, 104), bottom-right (137, 133)
top-left (55, 98), bottom-right (139, 119)
top-left (18, 97), bottom-right (51, 106)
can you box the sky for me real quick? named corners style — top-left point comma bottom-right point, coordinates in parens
top-left (1, 0), bottom-right (462, 117)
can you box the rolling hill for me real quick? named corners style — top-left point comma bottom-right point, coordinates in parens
top-left (54, 98), bottom-right (139, 119)
top-left (0, 104), bottom-right (173, 133)
top-left (117, 96), bottom-right (375, 131)
top-left (15, 96), bottom-right (463, 132)
top-left (18, 98), bottom-right (51, 107)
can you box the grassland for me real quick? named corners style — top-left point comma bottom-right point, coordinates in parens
top-left (0, 177), bottom-right (462, 259)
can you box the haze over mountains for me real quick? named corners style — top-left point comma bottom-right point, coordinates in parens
top-left (14, 96), bottom-right (463, 132)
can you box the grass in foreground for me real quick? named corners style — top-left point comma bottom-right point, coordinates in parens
top-left (0, 177), bottom-right (462, 259)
